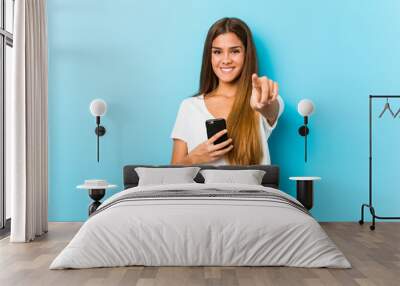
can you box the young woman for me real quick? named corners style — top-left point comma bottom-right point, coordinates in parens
top-left (170, 17), bottom-right (284, 165)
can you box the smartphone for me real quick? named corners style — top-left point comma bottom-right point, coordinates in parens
top-left (205, 118), bottom-right (229, 145)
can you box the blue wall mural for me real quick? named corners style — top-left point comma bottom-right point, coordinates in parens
top-left (47, 0), bottom-right (400, 221)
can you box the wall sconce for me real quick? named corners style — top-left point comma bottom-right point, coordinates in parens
top-left (89, 99), bottom-right (107, 162)
top-left (297, 99), bottom-right (315, 162)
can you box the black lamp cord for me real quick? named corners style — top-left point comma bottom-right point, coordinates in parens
top-left (96, 116), bottom-right (100, 162)
top-left (304, 116), bottom-right (308, 162)
top-left (305, 131), bottom-right (307, 162)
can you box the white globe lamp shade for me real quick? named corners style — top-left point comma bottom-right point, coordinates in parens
top-left (90, 99), bottom-right (107, 117)
top-left (297, 99), bottom-right (315, 117)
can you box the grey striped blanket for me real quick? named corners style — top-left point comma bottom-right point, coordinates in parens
top-left (91, 189), bottom-right (309, 217)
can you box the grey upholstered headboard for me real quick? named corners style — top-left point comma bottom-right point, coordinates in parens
top-left (123, 165), bottom-right (280, 189)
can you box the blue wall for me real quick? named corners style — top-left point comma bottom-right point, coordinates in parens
top-left (47, 0), bottom-right (400, 221)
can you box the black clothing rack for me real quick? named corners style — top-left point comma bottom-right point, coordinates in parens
top-left (359, 95), bottom-right (400, 230)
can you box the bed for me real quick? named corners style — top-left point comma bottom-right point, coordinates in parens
top-left (50, 165), bottom-right (350, 269)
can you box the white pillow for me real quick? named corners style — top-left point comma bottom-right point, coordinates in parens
top-left (200, 169), bottom-right (266, 185)
top-left (135, 167), bottom-right (201, 186)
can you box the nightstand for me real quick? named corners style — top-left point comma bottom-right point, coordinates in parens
top-left (77, 180), bottom-right (117, 216)
top-left (289, 177), bottom-right (321, 210)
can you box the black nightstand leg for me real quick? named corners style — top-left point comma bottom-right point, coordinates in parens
top-left (89, 201), bottom-right (102, 216)
top-left (88, 189), bottom-right (105, 216)
top-left (296, 181), bottom-right (314, 210)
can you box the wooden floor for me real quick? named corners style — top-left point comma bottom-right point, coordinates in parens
top-left (0, 222), bottom-right (399, 286)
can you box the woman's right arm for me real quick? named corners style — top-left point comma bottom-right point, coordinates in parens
top-left (171, 139), bottom-right (193, 165)
top-left (171, 129), bottom-right (233, 165)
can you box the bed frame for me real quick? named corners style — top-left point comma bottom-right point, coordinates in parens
top-left (123, 165), bottom-right (280, 189)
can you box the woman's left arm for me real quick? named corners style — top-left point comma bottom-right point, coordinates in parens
top-left (250, 73), bottom-right (280, 126)
top-left (258, 99), bottom-right (280, 126)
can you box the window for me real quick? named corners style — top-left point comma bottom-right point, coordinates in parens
top-left (0, 0), bottom-right (14, 233)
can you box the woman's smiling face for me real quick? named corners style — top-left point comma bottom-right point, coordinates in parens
top-left (211, 32), bottom-right (245, 84)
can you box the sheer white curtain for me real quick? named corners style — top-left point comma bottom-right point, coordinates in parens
top-left (8, 0), bottom-right (48, 242)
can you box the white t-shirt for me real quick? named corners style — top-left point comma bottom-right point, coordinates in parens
top-left (170, 94), bottom-right (284, 165)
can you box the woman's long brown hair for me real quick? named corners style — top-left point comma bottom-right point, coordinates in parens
top-left (196, 17), bottom-right (263, 165)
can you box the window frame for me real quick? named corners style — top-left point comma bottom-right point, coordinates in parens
top-left (0, 0), bottom-right (13, 231)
